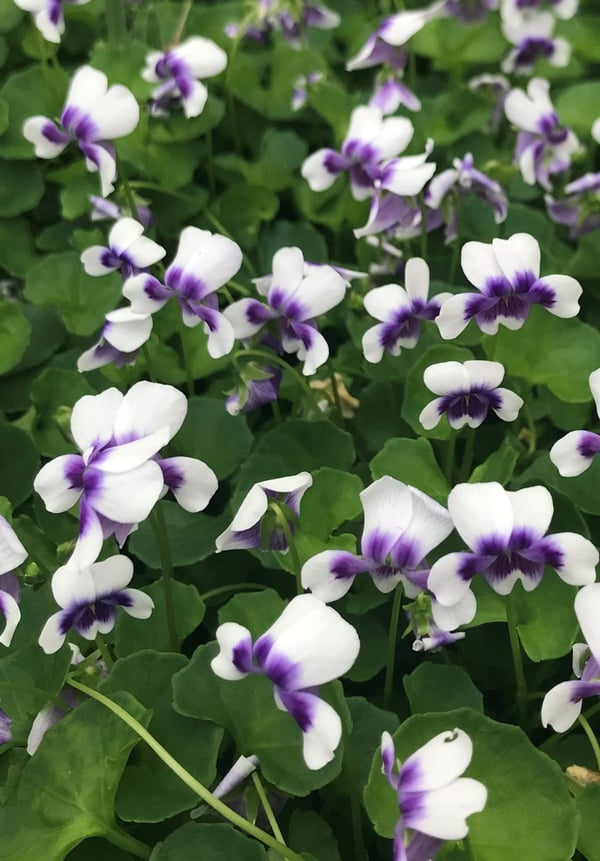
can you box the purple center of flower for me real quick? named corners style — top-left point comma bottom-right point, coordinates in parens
top-left (438, 387), bottom-right (502, 424)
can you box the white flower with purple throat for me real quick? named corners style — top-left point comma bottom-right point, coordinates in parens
top-left (211, 594), bottom-right (360, 769)
top-left (550, 369), bottom-right (600, 477)
top-left (545, 173), bottom-right (600, 239)
top-left (0, 516), bottom-right (27, 647)
top-left (501, 4), bottom-right (571, 75)
top-left (23, 65), bottom-right (139, 197)
top-left (435, 232), bottom-right (581, 339)
top-left (419, 360), bottom-right (523, 430)
top-left (77, 307), bottom-right (153, 373)
top-left (13, 0), bottom-right (90, 43)
top-left (80, 217), bottom-right (165, 279)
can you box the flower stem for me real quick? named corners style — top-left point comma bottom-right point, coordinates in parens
top-left (150, 507), bottom-right (180, 652)
top-left (177, 315), bottom-right (195, 397)
top-left (274, 511), bottom-right (303, 595)
top-left (328, 364), bottom-right (345, 425)
top-left (117, 157), bottom-right (137, 218)
top-left (459, 428), bottom-right (475, 482)
top-left (443, 432), bottom-right (456, 484)
top-left (578, 714), bottom-right (600, 771)
top-left (105, 0), bottom-right (127, 43)
top-left (234, 349), bottom-right (321, 417)
top-left (199, 582), bottom-right (267, 602)
top-left (95, 634), bottom-right (114, 670)
top-left (505, 592), bottom-right (527, 727)
top-left (383, 584), bottom-right (403, 710)
top-left (142, 343), bottom-right (158, 383)
top-left (168, 0), bottom-right (192, 47)
top-left (66, 680), bottom-right (306, 861)
top-left (105, 827), bottom-right (150, 860)
top-left (251, 772), bottom-right (286, 843)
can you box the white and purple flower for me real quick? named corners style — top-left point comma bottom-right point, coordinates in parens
top-left (77, 307), bottom-right (153, 372)
top-left (0, 709), bottom-right (12, 745)
top-left (545, 173), bottom-right (600, 238)
top-left (225, 364), bottom-right (282, 416)
top-left (13, 0), bottom-right (90, 43)
top-left (211, 594), bottom-right (360, 769)
top-left (123, 227), bottom-right (242, 359)
top-left (435, 232), bottom-right (582, 338)
top-left (428, 482), bottom-right (598, 605)
top-left (468, 74), bottom-right (510, 133)
top-left (549, 369), bottom-right (600, 477)
top-left (80, 217), bottom-right (165, 279)
top-left (38, 555), bottom-right (154, 654)
top-left (143, 36), bottom-right (227, 119)
top-left (362, 258), bottom-right (451, 363)
top-left (89, 195), bottom-right (154, 228)
top-left (0, 516), bottom-right (27, 647)
top-left (501, 5), bottom-right (570, 75)
top-left (381, 728), bottom-right (487, 861)
top-left (301, 105), bottom-right (435, 203)
top-left (501, 0), bottom-right (578, 21)
top-left (504, 78), bottom-right (579, 190)
top-left (419, 360), bottom-right (523, 430)
top-left (225, 1), bottom-right (340, 48)
top-left (216, 472), bottom-right (312, 553)
top-left (224, 247), bottom-right (346, 375)
top-left (23, 66), bottom-right (139, 197)
top-left (542, 583), bottom-right (600, 732)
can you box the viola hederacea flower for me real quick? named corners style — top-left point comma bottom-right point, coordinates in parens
top-left (191, 754), bottom-right (261, 819)
top-left (428, 483), bottom-right (599, 608)
top-left (80, 217), bottom-right (165, 279)
top-left (549, 369), bottom-right (600, 476)
top-left (89, 195), bottom-right (154, 229)
top-left (216, 472), bottom-right (312, 553)
top-left (38, 555), bottom-right (154, 654)
top-left (419, 360), bottom-right (523, 430)
top-left (13, 0), bottom-right (90, 43)
top-left (77, 307), bottom-right (153, 372)
top-left (225, 1), bottom-right (340, 48)
top-left (355, 188), bottom-right (443, 240)
top-left (211, 594), bottom-right (360, 769)
top-left (435, 232), bottom-right (582, 339)
top-left (502, 0), bottom-right (578, 19)
top-left (0, 709), bottom-right (12, 745)
top-left (446, 0), bottom-right (498, 24)
top-left (381, 729), bottom-right (487, 861)
top-left (370, 74), bottom-right (421, 115)
top-left (23, 66), bottom-right (139, 197)
top-left (123, 226), bottom-right (242, 359)
top-left (425, 153), bottom-right (508, 243)
top-left (34, 382), bottom-right (217, 566)
top-left (223, 247), bottom-right (346, 375)
top-left (0, 516), bottom-right (27, 647)
top-left (501, 6), bottom-right (570, 74)
top-left (542, 583), bottom-right (600, 732)
top-left (301, 105), bottom-right (435, 203)
top-left (142, 36), bottom-right (227, 119)
top-left (225, 364), bottom-right (282, 416)
top-left (545, 173), bottom-right (600, 238)
top-left (468, 73), bottom-right (510, 133)
top-left (291, 71), bottom-right (324, 111)
top-left (362, 258), bottom-right (451, 363)
top-left (504, 78), bottom-right (579, 190)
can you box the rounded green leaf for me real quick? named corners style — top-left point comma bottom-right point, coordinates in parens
top-left (0, 300), bottom-right (31, 374)
top-left (370, 437), bottom-right (449, 504)
top-left (404, 664), bottom-right (484, 715)
top-left (0, 160), bottom-right (44, 216)
top-left (173, 396), bottom-right (253, 480)
top-left (152, 822), bottom-right (267, 861)
top-left (0, 423), bottom-right (40, 506)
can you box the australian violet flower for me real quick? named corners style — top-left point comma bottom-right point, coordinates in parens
top-left (428, 482), bottom-right (598, 606)
top-left (301, 105), bottom-right (435, 202)
top-left (224, 247), bottom-right (346, 375)
top-left (211, 594), bottom-right (360, 769)
top-left (225, 364), bottom-right (282, 416)
top-left (225, 1), bottom-right (340, 47)
top-left (381, 729), bottom-right (487, 861)
top-left (501, 0), bottom-right (577, 20)
top-left (0, 516), bottom-right (27, 647)
top-left (142, 36), bottom-right (227, 119)
top-left (542, 583), bottom-right (600, 732)
top-left (13, 0), bottom-right (90, 43)
top-left (549, 369), bottom-right (600, 476)
top-left (362, 258), bottom-right (451, 363)
top-left (77, 307), bottom-right (153, 372)
top-left (501, 5), bottom-right (570, 74)
top-left (216, 472), bottom-right (312, 553)
top-left (23, 65), bottom-right (139, 197)
top-left (504, 78), bottom-right (579, 190)
top-left (545, 173), bottom-right (600, 238)
top-left (435, 232), bottom-right (582, 338)
top-left (123, 227), bottom-right (242, 359)
top-left (80, 217), bottom-right (165, 278)
top-left (38, 555), bottom-right (154, 654)
top-left (419, 360), bottom-right (523, 430)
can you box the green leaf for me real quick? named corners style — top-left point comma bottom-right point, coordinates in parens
top-left (576, 783), bottom-right (600, 861)
top-left (114, 580), bottom-right (206, 657)
top-left (412, 17), bottom-right (505, 64)
top-left (128, 501), bottom-right (229, 568)
top-left (0, 66), bottom-right (67, 159)
top-left (485, 306), bottom-right (600, 402)
top-left (298, 468), bottom-right (362, 541)
top-left (0, 160), bottom-right (44, 215)
top-left (30, 368), bottom-right (96, 457)
top-left (0, 217), bottom-right (38, 277)
top-left (364, 708), bottom-right (579, 861)
top-left (512, 576), bottom-right (579, 661)
top-left (289, 811), bottom-right (341, 861)
top-left (11, 305), bottom-right (64, 371)
top-left (174, 396), bottom-right (253, 480)
top-left (404, 663), bottom-right (484, 714)
top-left (0, 692), bottom-right (150, 860)
top-left (555, 81), bottom-right (600, 135)
top-left (344, 697), bottom-right (399, 789)
top-left (469, 438), bottom-right (520, 484)
top-left (102, 652), bottom-right (222, 822)
top-left (0, 423), bottom-right (40, 506)
top-left (370, 437), bottom-right (449, 504)
top-left (258, 221), bottom-right (327, 271)
top-left (150, 95), bottom-right (226, 142)
top-left (0, 300), bottom-right (31, 374)
top-left (25, 252), bottom-right (122, 335)
top-left (215, 184), bottom-right (279, 249)
top-left (151, 822), bottom-right (267, 861)
top-left (516, 454), bottom-right (600, 516)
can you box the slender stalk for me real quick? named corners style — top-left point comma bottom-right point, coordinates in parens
top-left (448, 238), bottom-right (460, 285)
top-left (271, 398), bottom-right (282, 425)
top-left (150, 507), bottom-right (179, 652)
top-left (106, 0), bottom-right (127, 43)
top-left (117, 158), bottom-right (138, 218)
top-left (419, 192), bottom-right (428, 259)
top-left (334, 683), bottom-right (366, 861)
top-left (234, 349), bottom-right (321, 416)
top-left (505, 592), bottom-right (527, 727)
top-left (206, 129), bottom-right (216, 197)
top-left (459, 428), bottom-right (475, 482)
top-left (578, 714), bottom-right (600, 771)
top-left (142, 344), bottom-right (158, 383)
top-left (177, 315), bottom-right (195, 397)
top-left (66, 679), bottom-right (306, 861)
top-left (199, 582), bottom-right (267, 602)
top-left (274, 511), bottom-right (303, 595)
top-left (541, 702), bottom-right (600, 754)
top-left (328, 365), bottom-right (345, 425)
top-left (105, 827), bottom-right (150, 860)
top-left (251, 772), bottom-right (285, 843)
top-left (443, 432), bottom-right (456, 484)
top-left (95, 634), bottom-right (114, 670)
top-left (168, 0), bottom-right (192, 47)
top-left (383, 584), bottom-right (403, 710)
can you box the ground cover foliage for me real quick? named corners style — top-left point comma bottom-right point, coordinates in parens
top-left (2, 0), bottom-right (600, 859)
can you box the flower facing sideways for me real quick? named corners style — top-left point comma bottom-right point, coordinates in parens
top-left (39, 555), bottom-right (153, 654)
top-left (542, 583), bottom-right (600, 732)
top-left (80, 217), bottom-right (165, 279)
top-left (419, 360), bottom-right (523, 430)
top-left (550, 369), bottom-right (600, 476)
top-left (381, 729), bottom-right (487, 861)
top-left (13, 0), bottom-right (90, 44)
top-left (0, 516), bottom-right (27, 647)
top-left (77, 307), bottom-right (153, 372)
top-left (23, 66), bottom-right (139, 197)
top-left (211, 594), bottom-right (360, 769)
top-left (436, 232), bottom-right (581, 339)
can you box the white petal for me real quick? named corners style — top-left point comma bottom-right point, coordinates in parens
top-left (405, 257), bottom-right (430, 302)
top-left (411, 777), bottom-right (487, 840)
top-left (461, 241), bottom-right (503, 289)
top-left (89, 84), bottom-right (140, 140)
top-left (435, 294), bottom-right (472, 340)
top-left (122, 588), bottom-right (154, 619)
top-left (38, 612), bottom-right (68, 655)
top-left (82, 142), bottom-right (118, 197)
top-left (51, 563), bottom-right (97, 609)
top-left (91, 461), bottom-right (164, 523)
top-left (424, 362), bottom-right (470, 396)
top-left (299, 693), bottom-right (342, 770)
top-left (0, 593), bottom-right (20, 648)
top-left (448, 482), bottom-right (513, 549)
top-left (589, 369), bottom-right (600, 416)
top-left (362, 324), bottom-right (387, 364)
top-left (293, 267), bottom-right (346, 319)
top-left (550, 432), bottom-right (599, 477)
top-left (381, 160), bottom-right (436, 196)
top-left (34, 456), bottom-right (83, 513)
top-left (108, 217), bottom-right (144, 254)
top-left (95, 428), bottom-right (169, 473)
top-left (227, 484), bottom-right (269, 532)
top-left (66, 66), bottom-right (108, 112)
top-left (223, 298), bottom-right (272, 340)
top-left (90, 553), bottom-right (133, 594)
top-left (542, 275), bottom-right (582, 319)
top-left (464, 360), bottom-right (505, 390)
top-left (182, 80), bottom-right (208, 118)
top-left (70, 387), bottom-right (123, 453)
top-left (493, 388), bottom-right (523, 422)
top-left (260, 473), bottom-right (313, 496)
top-left (104, 307), bottom-right (153, 352)
top-left (80, 246), bottom-right (115, 276)
top-left (211, 622), bottom-right (253, 680)
top-left (182, 233), bottom-right (242, 295)
top-left (297, 328), bottom-right (330, 375)
top-left (402, 728), bottom-right (473, 791)
top-left (206, 312), bottom-right (236, 358)
top-left (552, 533), bottom-right (598, 586)
top-left (431, 591), bottom-right (477, 630)
top-left (113, 381), bottom-right (188, 444)
top-left (22, 116), bottom-right (69, 159)
top-left (345, 105), bottom-right (383, 145)
top-left (301, 150), bottom-right (341, 192)
top-left (301, 550), bottom-right (363, 602)
top-left (161, 456), bottom-right (218, 512)
top-left (0, 516), bottom-right (27, 574)
top-left (541, 681), bottom-right (583, 732)
top-left (364, 284), bottom-right (409, 322)
top-left (174, 37), bottom-right (227, 78)
top-left (69, 502), bottom-right (104, 568)
top-left (361, 476), bottom-right (414, 559)
top-left (506, 485), bottom-right (553, 537)
top-left (122, 273), bottom-right (169, 314)
top-left (404, 485), bottom-right (453, 560)
top-left (492, 233), bottom-right (540, 283)
top-left (419, 398), bottom-right (444, 430)
top-left (374, 116), bottom-right (414, 159)
top-left (575, 583), bottom-right (600, 662)
top-left (272, 246), bottom-right (305, 295)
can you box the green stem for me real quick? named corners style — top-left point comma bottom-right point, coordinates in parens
top-left (459, 428), bottom-right (475, 482)
top-left (66, 680), bottom-right (306, 861)
top-left (505, 592), bottom-right (527, 727)
top-left (383, 584), bottom-right (403, 710)
top-left (578, 714), bottom-right (600, 771)
top-left (177, 315), bottom-right (195, 397)
top-left (95, 634), bottom-right (114, 670)
top-left (105, 827), bottom-right (150, 860)
top-left (150, 507), bottom-right (179, 652)
top-left (443, 432), bottom-right (456, 484)
top-left (105, 0), bottom-right (127, 44)
top-left (251, 772), bottom-right (285, 843)
top-left (522, 402), bottom-right (537, 457)
top-left (275, 511), bottom-right (303, 595)
top-left (448, 238), bottom-right (460, 285)
top-left (199, 582), bottom-right (267, 602)
top-left (117, 158), bottom-right (137, 218)
top-left (168, 0), bottom-right (192, 46)
top-left (419, 192), bottom-right (428, 259)
top-left (142, 344), bottom-right (158, 383)
top-left (234, 349), bottom-right (321, 417)
top-left (328, 364), bottom-right (344, 425)
top-left (206, 129), bottom-right (216, 197)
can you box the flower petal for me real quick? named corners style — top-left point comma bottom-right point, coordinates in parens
top-left (507, 486), bottom-right (553, 538)
top-left (541, 681), bottom-right (584, 732)
top-left (70, 387), bottom-right (123, 453)
top-left (461, 241), bottom-right (504, 290)
top-left (123, 273), bottom-right (170, 314)
top-left (360, 476), bottom-right (414, 562)
top-left (279, 690), bottom-right (342, 770)
top-left (364, 284), bottom-right (410, 322)
top-left (448, 482), bottom-right (513, 550)
top-left (540, 274), bottom-right (582, 318)
top-left (435, 294), bottom-right (473, 340)
top-left (159, 456), bottom-right (218, 512)
top-left (401, 728), bottom-right (473, 792)
top-left (90, 461), bottom-right (165, 524)
top-left (89, 83), bottom-right (140, 140)
top-left (108, 217), bottom-right (144, 254)
top-left (113, 381), bottom-right (188, 444)
top-left (407, 777), bottom-right (487, 840)
top-left (0, 515), bottom-right (27, 574)
top-left (301, 550), bottom-right (367, 602)
top-left (211, 622), bottom-right (254, 679)
top-left (575, 583), bottom-right (600, 663)
top-left (34, 455), bottom-right (84, 513)
top-left (0, 592), bottom-right (21, 648)
top-left (551, 532), bottom-right (598, 586)
top-left (492, 233), bottom-right (540, 283)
